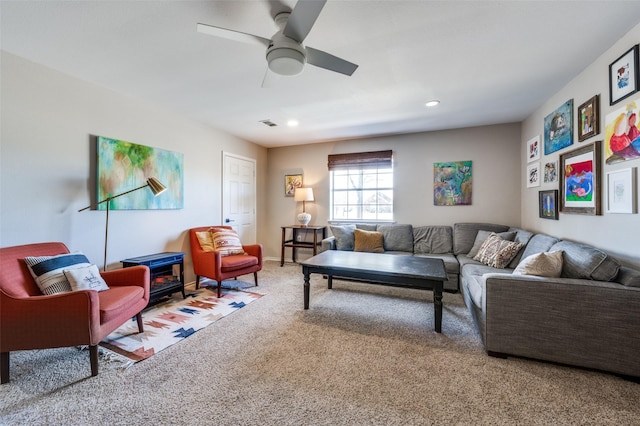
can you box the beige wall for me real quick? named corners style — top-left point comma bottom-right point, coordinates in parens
top-left (0, 52), bottom-right (268, 283)
top-left (520, 22), bottom-right (640, 268)
top-left (266, 124), bottom-right (522, 261)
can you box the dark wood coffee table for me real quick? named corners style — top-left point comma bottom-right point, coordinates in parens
top-left (300, 251), bottom-right (448, 332)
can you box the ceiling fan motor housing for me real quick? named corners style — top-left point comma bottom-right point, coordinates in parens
top-left (266, 32), bottom-right (307, 76)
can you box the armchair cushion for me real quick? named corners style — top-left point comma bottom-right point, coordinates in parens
top-left (24, 252), bottom-right (92, 295)
top-left (221, 255), bottom-right (259, 272)
top-left (98, 286), bottom-right (146, 324)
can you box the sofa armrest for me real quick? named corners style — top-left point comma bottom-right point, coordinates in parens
top-left (242, 244), bottom-right (263, 268)
top-left (321, 236), bottom-right (336, 251)
top-left (482, 273), bottom-right (640, 376)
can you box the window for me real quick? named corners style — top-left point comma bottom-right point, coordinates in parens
top-left (328, 150), bottom-right (393, 221)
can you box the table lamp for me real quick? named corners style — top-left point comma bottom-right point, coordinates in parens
top-left (79, 177), bottom-right (167, 270)
top-left (294, 187), bottom-right (314, 226)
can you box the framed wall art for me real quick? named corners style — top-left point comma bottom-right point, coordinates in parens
top-left (609, 45), bottom-right (639, 105)
top-left (544, 99), bottom-right (573, 155)
top-left (559, 141), bottom-right (602, 215)
top-left (526, 135), bottom-right (540, 162)
top-left (527, 162), bottom-right (541, 188)
top-left (284, 173), bottom-right (303, 197)
top-left (543, 160), bottom-right (558, 183)
top-left (604, 100), bottom-right (640, 164)
top-left (97, 136), bottom-right (183, 210)
top-left (539, 190), bottom-right (559, 220)
top-left (606, 167), bottom-right (637, 214)
top-left (577, 94), bottom-right (600, 141)
top-left (433, 161), bottom-right (472, 206)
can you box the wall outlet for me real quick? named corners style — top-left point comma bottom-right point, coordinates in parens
top-left (297, 235), bottom-right (302, 242)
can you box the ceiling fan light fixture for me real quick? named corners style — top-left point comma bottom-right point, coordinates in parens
top-left (425, 100), bottom-right (440, 107)
top-left (267, 48), bottom-right (306, 76)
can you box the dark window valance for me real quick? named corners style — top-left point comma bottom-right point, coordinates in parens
top-left (327, 150), bottom-right (393, 171)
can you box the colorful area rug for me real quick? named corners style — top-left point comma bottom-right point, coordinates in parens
top-left (100, 284), bottom-right (262, 363)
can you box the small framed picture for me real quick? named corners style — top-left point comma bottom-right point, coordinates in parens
top-left (543, 160), bottom-right (558, 183)
top-left (559, 141), bottom-right (602, 215)
top-left (526, 135), bottom-right (540, 162)
top-left (609, 45), bottom-right (639, 105)
top-left (539, 190), bottom-right (559, 220)
top-left (527, 162), bottom-right (541, 188)
top-left (284, 174), bottom-right (303, 197)
top-left (606, 167), bottom-right (637, 214)
top-left (577, 95), bottom-right (600, 141)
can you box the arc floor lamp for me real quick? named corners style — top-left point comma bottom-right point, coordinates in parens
top-left (79, 177), bottom-right (167, 271)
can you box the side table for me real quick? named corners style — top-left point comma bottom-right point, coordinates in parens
top-left (281, 225), bottom-right (326, 266)
top-left (121, 252), bottom-right (186, 305)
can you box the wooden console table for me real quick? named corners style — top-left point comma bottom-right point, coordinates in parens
top-left (121, 252), bottom-right (185, 305)
top-left (281, 225), bottom-right (326, 266)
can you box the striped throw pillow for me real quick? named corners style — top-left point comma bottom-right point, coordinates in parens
top-left (210, 229), bottom-right (245, 256)
top-left (24, 253), bottom-right (92, 295)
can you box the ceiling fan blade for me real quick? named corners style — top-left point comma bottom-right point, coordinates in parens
top-left (197, 23), bottom-right (270, 48)
top-left (283, 0), bottom-right (327, 43)
top-left (261, 68), bottom-right (281, 88)
top-left (306, 47), bottom-right (358, 76)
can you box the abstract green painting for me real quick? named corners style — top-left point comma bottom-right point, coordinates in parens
top-left (97, 136), bottom-right (183, 209)
top-left (433, 161), bottom-right (472, 206)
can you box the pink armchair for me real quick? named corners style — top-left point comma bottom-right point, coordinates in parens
top-left (0, 242), bottom-right (150, 383)
top-left (189, 226), bottom-right (263, 298)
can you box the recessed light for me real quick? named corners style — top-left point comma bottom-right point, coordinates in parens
top-left (287, 119), bottom-right (299, 127)
top-left (425, 100), bottom-right (440, 107)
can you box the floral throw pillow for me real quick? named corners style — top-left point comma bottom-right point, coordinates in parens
top-left (473, 233), bottom-right (523, 269)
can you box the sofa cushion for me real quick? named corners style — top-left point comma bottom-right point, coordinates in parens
top-left (519, 234), bottom-right (560, 260)
top-left (473, 233), bottom-right (523, 269)
top-left (549, 241), bottom-right (620, 282)
top-left (617, 266), bottom-right (640, 287)
top-left (513, 251), bottom-right (563, 278)
top-left (353, 229), bottom-right (384, 253)
top-left (413, 226), bottom-right (453, 254)
top-left (414, 253), bottom-right (459, 274)
top-left (467, 230), bottom-right (516, 258)
top-left (453, 223), bottom-right (510, 255)
top-left (377, 224), bottom-right (414, 252)
top-left (356, 224), bottom-right (378, 231)
top-left (24, 252), bottom-right (92, 295)
top-left (507, 227), bottom-right (535, 268)
top-left (330, 224), bottom-right (356, 251)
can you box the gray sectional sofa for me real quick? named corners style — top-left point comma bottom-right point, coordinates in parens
top-left (322, 222), bottom-right (640, 378)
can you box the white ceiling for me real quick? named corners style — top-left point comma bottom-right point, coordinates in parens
top-left (3, 1), bottom-right (640, 148)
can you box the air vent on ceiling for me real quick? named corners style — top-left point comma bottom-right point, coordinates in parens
top-left (259, 119), bottom-right (278, 127)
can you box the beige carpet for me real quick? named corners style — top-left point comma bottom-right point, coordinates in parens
top-left (2, 260), bottom-right (639, 425)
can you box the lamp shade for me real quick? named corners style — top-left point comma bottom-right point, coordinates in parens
top-left (294, 187), bottom-right (314, 202)
top-left (147, 177), bottom-right (167, 196)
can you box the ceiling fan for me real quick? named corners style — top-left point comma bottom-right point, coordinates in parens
top-left (197, 0), bottom-right (358, 86)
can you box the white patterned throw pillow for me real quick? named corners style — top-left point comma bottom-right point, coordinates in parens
top-left (473, 233), bottom-right (523, 269)
top-left (24, 252), bottom-right (92, 295)
top-left (513, 251), bottom-right (564, 278)
top-left (64, 264), bottom-right (109, 292)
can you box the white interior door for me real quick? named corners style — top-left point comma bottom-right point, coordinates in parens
top-left (222, 152), bottom-right (256, 244)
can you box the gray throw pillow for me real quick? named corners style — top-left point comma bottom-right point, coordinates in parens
top-left (329, 225), bottom-right (356, 251)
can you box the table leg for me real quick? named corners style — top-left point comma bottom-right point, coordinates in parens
top-left (303, 267), bottom-right (310, 310)
top-left (280, 227), bottom-right (286, 267)
top-left (292, 228), bottom-right (297, 264)
top-left (434, 287), bottom-right (443, 333)
top-left (327, 275), bottom-right (333, 289)
top-left (312, 229), bottom-right (318, 256)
